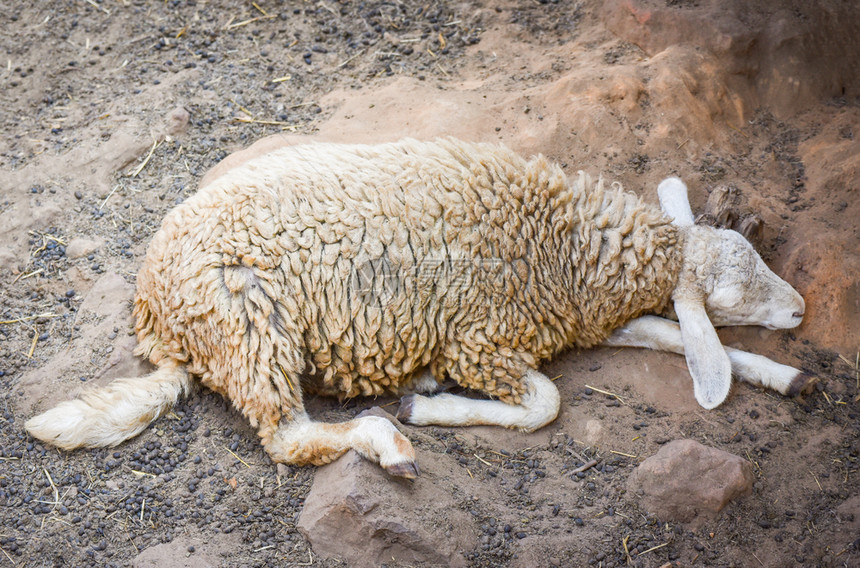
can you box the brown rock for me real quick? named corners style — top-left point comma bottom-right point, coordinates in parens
top-left (627, 439), bottom-right (753, 525)
top-left (164, 106), bottom-right (191, 137)
top-left (297, 415), bottom-right (477, 567)
top-left (65, 237), bottom-right (104, 259)
top-left (132, 533), bottom-right (240, 568)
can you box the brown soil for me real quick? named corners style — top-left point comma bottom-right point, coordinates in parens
top-left (1, 1), bottom-right (857, 567)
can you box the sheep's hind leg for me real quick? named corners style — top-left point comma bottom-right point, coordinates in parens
top-left (264, 411), bottom-right (419, 479)
top-left (604, 315), bottom-right (816, 395)
top-left (397, 369), bottom-right (560, 433)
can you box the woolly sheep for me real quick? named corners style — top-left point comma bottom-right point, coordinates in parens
top-left (25, 138), bottom-right (811, 478)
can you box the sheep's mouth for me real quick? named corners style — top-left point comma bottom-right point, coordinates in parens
top-left (761, 316), bottom-right (803, 331)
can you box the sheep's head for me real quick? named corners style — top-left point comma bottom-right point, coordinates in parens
top-left (657, 177), bottom-right (805, 409)
top-left (691, 227), bottom-right (805, 329)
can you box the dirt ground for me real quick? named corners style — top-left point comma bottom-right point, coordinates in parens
top-left (1, 1), bottom-right (858, 567)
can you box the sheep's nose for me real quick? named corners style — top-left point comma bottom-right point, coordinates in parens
top-left (793, 311), bottom-right (804, 319)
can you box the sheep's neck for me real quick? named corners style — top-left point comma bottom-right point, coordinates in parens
top-left (551, 194), bottom-right (682, 353)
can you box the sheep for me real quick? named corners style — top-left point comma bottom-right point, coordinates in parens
top-left (25, 138), bottom-right (812, 478)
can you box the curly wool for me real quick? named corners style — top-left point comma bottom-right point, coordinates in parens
top-left (133, 138), bottom-right (681, 442)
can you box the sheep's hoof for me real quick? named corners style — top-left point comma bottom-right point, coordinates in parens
top-left (396, 395), bottom-right (415, 423)
top-left (385, 461), bottom-right (420, 479)
top-left (787, 372), bottom-right (817, 396)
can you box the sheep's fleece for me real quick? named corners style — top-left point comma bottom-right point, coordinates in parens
top-left (134, 139), bottom-right (677, 437)
top-left (25, 138), bottom-right (807, 475)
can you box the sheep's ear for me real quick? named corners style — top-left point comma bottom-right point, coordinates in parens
top-left (674, 298), bottom-right (732, 409)
top-left (658, 177), bottom-right (695, 226)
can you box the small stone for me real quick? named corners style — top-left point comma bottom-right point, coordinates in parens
top-left (164, 107), bottom-right (190, 137)
top-left (627, 439), bottom-right (753, 525)
top-left (298, 447), bottom-right (475, 566)
top-left (66, 237), bottom-right (103, 259)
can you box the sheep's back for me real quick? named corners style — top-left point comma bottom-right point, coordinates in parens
top-left (133, 138), bottom-right (678, 406)
top-left (134, 139), bottom-right (573, 400)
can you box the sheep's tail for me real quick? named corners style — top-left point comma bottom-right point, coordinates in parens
top-left (25, 362), bottom-right (191, 450)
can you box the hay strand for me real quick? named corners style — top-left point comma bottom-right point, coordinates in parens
top-left (584, 384), bottom-right (626, 405)
top-left (225, 446), bottom-right (251, 468)
top-left (127, 139), bottom-right (161, 178)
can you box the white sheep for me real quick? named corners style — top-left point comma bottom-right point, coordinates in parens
top-left (25, 138), bottom-right (811, 478)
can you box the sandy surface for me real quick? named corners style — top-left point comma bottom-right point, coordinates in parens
top-left (1, 1), bottom-right (858, 567)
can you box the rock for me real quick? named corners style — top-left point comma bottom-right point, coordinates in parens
top-left (297, 413), bottom-right (478, 567)
top-left (627, 439), bottom-right (753, 525)
top-left (65, 237), bottom-right (104, 259)
top-left (132, 533), bottom-right (239, 568)
top-left (584, 419), bottom-right (604, 446)
top-left (355, 405), bottom-right (399, 422)
top-left (164, 106), bottom-right (191, 137)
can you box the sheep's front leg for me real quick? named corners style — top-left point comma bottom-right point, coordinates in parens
top-left (397, 369), bottom-right (560, 433)
top-left (264, 412), bottom-right (419, 478)
top-left (604, 315), bottom-right (815, 396)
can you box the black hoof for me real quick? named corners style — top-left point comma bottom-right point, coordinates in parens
top-left (787, 372), bottom-right (817, 396)
top-left (385, 461), bottom-right (420, 479)
top-left (396, 395), bottom-right (415, 423)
